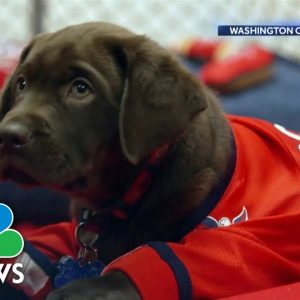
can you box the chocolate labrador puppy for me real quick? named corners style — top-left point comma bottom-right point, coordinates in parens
top-left (0, 22), bottom-right (231, 299)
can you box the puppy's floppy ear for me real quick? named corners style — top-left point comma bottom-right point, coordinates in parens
top-left (0, 42), bottom-right (33, 119)
top-left (111, 36), bottom-right (207, 164)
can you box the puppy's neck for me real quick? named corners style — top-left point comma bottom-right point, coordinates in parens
top-left (131, 95), bottom-right (232, 239)
top-left (73, 93), bottom-right (232, 243)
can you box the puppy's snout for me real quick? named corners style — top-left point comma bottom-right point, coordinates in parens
top-left (0, 122), bottom-right (31, 149)
top-left (0, 114), bottom-right (51, 152)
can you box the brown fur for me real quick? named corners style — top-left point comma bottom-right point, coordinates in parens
top-left (0, 22), bottom-right (231, 300)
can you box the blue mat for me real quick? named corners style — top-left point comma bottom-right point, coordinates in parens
top-left (182, 55), bottom-right (300, 131)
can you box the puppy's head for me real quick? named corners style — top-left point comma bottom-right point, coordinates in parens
top-left (0, 22), bottom-right (207, 199)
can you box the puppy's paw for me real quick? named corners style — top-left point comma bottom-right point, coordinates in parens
top-left (46, 272), bottom-right (140, 300)
top-left (46, 289), bottom-right (72, 300)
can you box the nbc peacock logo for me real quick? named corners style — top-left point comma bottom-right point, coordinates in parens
top-left (0, 203), bottom-right (24, 284)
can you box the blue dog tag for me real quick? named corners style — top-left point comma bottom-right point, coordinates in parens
top-left (54, 256), bottom-right (105, 288)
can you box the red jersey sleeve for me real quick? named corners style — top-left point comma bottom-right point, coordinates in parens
top-left (272, 123), bottom-right (300, 167)
top-left (104, 211), bottom-right (300, 299)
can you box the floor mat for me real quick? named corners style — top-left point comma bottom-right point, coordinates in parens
top-left (182, 55), bottom-right (300, 131)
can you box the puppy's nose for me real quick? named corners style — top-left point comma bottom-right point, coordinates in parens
top-left (0, 122), bottom-right (31, 148)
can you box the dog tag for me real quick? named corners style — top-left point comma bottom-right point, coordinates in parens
top-left (54, 217), bottom-right (104, 289)
top-left (76, 221), bottom-right (100, 249)
top-left (54, 256), bottom-right (104, 288)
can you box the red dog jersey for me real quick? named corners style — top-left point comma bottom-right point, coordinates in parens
top-left (3, 116), bottom-right (300, 300)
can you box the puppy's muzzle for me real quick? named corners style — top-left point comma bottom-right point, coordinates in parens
top-left (0, 115), bottom-right (50, 153)
top-left (0, 121), bottom-right (31, 151)
top-left (0, 114), bottom-right (75, 186)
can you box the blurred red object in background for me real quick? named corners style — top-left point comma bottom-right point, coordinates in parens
top-left (172, 39), bottom-right (220, 61)
top-left (0, 39), bottom-right (22, 89)
top-left (0, 59), bottom-right (17, 88)
top-left (200, 43), bottom-right (274, 93)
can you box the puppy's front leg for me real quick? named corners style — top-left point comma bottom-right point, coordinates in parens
top-left (46, 271), bottom-right (141, 300)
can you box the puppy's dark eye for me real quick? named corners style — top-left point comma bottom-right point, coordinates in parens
top-left (16, 76), bottom-right (27, 91)
top-left (70, 79), bottom-right (93, 99)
